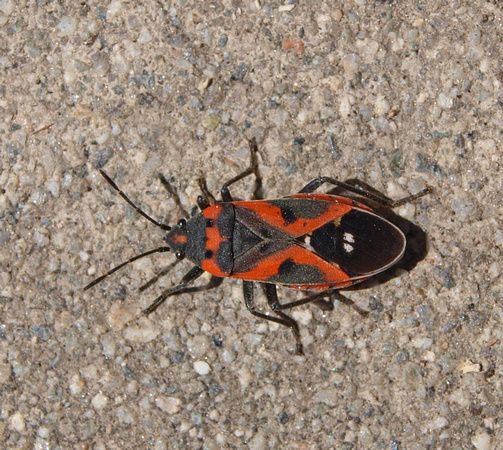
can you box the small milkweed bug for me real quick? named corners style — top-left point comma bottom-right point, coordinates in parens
top-left (84, 139), bottom-right (431, 354)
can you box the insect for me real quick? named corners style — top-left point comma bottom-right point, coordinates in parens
top-left (84, 139), bottom-right (431, 354)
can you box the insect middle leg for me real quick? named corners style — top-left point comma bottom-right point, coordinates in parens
top-left (243, 281), bottom-right (303, 355)
top-left (299, 177), bottom-right (432, 207)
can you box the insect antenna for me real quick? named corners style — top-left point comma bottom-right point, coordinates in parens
top-left (83, 246), bottom-right (171, 291)
top-left (84, 170), bottom-right (173, 290)
top-left (99, 169), bottom-right (171, 231)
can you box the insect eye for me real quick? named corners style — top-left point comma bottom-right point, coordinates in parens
top-left (175, 250), bottom-right (185, 260)
top-left (178, 219), bottom-right (186, 228)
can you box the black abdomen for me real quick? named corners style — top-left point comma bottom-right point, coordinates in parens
top-left (309, 209), bottom-right (405, 277)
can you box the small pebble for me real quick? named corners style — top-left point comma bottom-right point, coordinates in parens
top-left (187, 335), bottom-right (210, 358)
top-left (438, 93), bottom-right (453, 109)
top-left (221, 349), bottom-right (235, 364)
top-left (341, 53), bottom-right (361, 77)
top-left (471, 431), bottom-right (491, 450)
top-left (193, 360), bottom-right (211, 375)
top-left (38, 426), bottom-right (50, 438)
top-left (292, 308), bottom-right (312, 326)
top-left (0, 361), bottom-right (11, 383)
top-left (428, 416), bottom-right (448, 430)
top-left (374, 96), bottom-right (390, 116)
top-left (457, 360), bottom-right (482, 373)
top-left (57, 16), bottom-right (77, 36)
top-left (9, 411), bottom-right (26, 433)
top-left (123, 319), bottom-right (160, 343)
top-left (91, 392), bottom-right (109, 410)
top-left (116, 406), bottom-right (136, 425)
top-left (155, 395), bottom-right (182, 414)
top-left (69, 373), bottom-right (85, 396)
top-left (451, 194), bottom-right (480, 221)
top-left (248, 431), bottom-right (266, 450)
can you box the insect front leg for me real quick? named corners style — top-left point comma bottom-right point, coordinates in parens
top-left (197, 177), bottom-right (216, 210)
top-left (143, 266), bottom-right (205, 315)
top-left (196, 138), bottom-right (260, 207)
top-left (220, 138), bottom-right (260, 202)
top-left (242, 281), bottom-right (303, 355)
top-left (159, 174), bottom-right (190, 219)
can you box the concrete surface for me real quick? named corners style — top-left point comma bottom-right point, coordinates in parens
top-left (1, 0), bottom-right (502, 448)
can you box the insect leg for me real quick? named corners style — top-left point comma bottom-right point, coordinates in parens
top-left (262, 283), bottom-right (303, 354)
top-left (159, 174), bottom-right (190, 219)
top-left (242, 281), bottom-right (303, 354)
top-left (272, 289), bottom-right (369, 317)
top-left (143, 266), bottom-right (205, 315)
top-left (220, 138), bottom-right (260, 202)
top-left (299, 177), bottom-right (432, 207)
top-left (139, 260), bottom-right (181, 292)
top-left (197, 177), bottom-right (216, 210)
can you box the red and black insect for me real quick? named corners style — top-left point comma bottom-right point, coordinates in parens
top-left (84, 139), bottom-right (431, 354)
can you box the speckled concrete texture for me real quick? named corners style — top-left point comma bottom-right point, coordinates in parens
top-left (1, 0), bottom-right (502, 448)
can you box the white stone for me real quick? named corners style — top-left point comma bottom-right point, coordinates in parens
top-left (193, 360), bottom-right (211, 375)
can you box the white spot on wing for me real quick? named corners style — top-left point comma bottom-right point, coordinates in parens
top-left (343, 232), bottom-right (355, 243)
top-left (343, 243), bottom-right (354, 254)
top-left (300, 234), bottom-right (317, 254)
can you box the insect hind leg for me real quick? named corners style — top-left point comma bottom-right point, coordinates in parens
top-left (299, 177), bottom-right (432, 207)
top-left (261, 286), bottom-right (369, 317)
